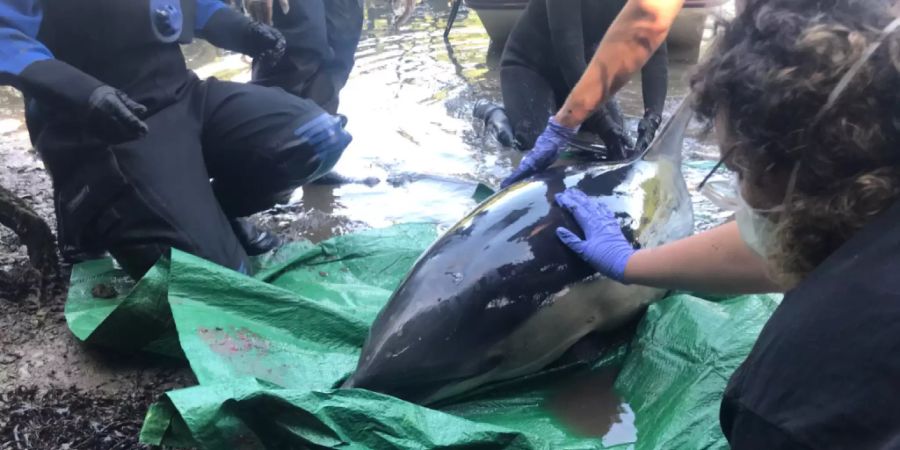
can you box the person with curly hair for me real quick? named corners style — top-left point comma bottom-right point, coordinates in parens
top-left (552, 0), bottom-right (900, 446)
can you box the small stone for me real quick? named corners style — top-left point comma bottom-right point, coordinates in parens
top-left (91, 283), bottom-right (117, 299)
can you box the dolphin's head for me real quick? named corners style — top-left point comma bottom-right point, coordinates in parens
top-left (342, 272), bottom-right (514, 403)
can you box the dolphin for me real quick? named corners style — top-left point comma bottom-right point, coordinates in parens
top-left (344, 98), bottom-right (695, 404)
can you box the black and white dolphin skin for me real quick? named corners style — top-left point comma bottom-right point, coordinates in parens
top-left (345, 99), bottom-right (695, 404)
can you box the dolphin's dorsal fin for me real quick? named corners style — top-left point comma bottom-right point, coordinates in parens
top-left (642, 96), bottom-right (694, 164)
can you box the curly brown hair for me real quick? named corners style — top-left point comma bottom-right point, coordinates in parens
top-left (691, 0), bottom-right (900, 282)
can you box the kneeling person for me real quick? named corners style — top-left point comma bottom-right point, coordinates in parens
top-left (0, 0), bottom-right (351, 278)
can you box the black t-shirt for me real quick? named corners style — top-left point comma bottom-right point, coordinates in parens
top-left (720, 200), bottom-right (900, 449)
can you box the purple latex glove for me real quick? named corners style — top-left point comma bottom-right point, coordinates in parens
top-left (500, 117), bottom-right (578, 188)
top-left (554, 188), bottom-right (636, 282)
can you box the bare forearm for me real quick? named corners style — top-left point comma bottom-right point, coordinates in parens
top-left (554, 0), bottom-right (684, 128)
top-left (624, 222), bottom-right (783, 294)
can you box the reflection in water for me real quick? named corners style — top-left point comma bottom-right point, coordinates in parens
top-left (544, 367), bottom-right (637, 445)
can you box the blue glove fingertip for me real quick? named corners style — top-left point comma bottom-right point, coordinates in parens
top-left (553, 192), bottom-right (566, 207)
top-left (555, 227), bottom-right (582, 247)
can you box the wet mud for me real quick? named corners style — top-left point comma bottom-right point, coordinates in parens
top-left (0, 0), bottom-right (733, 447)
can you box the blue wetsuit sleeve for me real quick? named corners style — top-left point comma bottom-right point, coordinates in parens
top-left (1, 1), bottom-right (104, 109)
top-left (195, 0), bottom-right (228, 31)
top-left (0, 0), bottom-right (52, 79)
top-left (196, 1), bottom-right (257, 55)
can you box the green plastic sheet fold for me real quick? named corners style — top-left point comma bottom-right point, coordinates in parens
top-left (64, 223), bottom-right (780, 449)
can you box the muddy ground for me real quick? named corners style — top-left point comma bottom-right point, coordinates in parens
top-left (0, 89), bottom-right (354, 450)
top-left (0, 110), bottom-right (196, 449)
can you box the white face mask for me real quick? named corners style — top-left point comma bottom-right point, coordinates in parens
top-left (734, 193), bottom-right (778, 258)
top-left (700, 176), bottom-right (786, 259)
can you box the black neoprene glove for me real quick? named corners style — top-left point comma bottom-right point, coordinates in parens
top-left (600, 124), bottom-right (634, 161)
top-left (84, 86), bottom-right (149, 143)
top-left (18, 59), bottom-right (149, 143)
top-left (200, 8), bottom-right (286, 67)
top-left (245, 21), bottom-right (286, 66)
top-left (635, 110), bottom-right (662, 154)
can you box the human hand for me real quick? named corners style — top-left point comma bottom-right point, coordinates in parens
top-left (500, 117), bottom-right (577, 188)
top-left (600, 127), bottom-right (633, 161)
top-left (634, 110), bottom-right (662, 154)
top-left (85, 86), bottom-right (149, 143)
top-left (554, 188), bottom-right (636, 282)
top-left (245, 21), bottom-right (286, 66)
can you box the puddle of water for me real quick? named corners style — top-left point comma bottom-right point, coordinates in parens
top-left (0, 118), bottom-right (22, 135)
top-left (543, 366), bottom-right (637, 446)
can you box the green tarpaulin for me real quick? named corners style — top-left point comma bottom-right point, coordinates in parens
top-left (64, 223), bottom-right (780, 449)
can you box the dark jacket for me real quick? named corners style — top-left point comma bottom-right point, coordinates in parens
top-left (721, 200), bottom-right (900, 448)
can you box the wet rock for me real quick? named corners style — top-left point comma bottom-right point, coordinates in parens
top-left (91, 284), bottom-right (118, 300)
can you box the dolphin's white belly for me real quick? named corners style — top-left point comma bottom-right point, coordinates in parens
top-left (424, 278), bottom-right (664, 403)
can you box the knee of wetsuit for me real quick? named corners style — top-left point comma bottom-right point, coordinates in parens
top-left (280, 113), bottom-right (352, 185)
top-left (111, 243), bottom-right (251, 280)
top-left (109, 244), bottom-right (169, 280)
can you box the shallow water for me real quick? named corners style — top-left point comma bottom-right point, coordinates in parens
top-left (180, 0), bottom-right (732, 241)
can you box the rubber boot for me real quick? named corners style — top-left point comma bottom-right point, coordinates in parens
top-left (473, 101), bottom-right (515, 148)
top-left (230, 218), bottom-right (282, 256)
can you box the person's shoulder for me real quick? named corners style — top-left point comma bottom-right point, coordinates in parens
top-left (723, 246), bottom-right (900, 448)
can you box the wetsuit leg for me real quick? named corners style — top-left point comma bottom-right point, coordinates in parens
top-left (251, 0), bottom-right (331, 102)
top-left (200, 79), bottom-right (351, 218)
top-left (500, 63), bottom-right (557, 149)
top-left (36, 87), bottom-right (250, 279)
top-left (315, 0), bottom-right (364, 113)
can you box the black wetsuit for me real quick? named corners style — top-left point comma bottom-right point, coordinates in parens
top-left (251, 0), bottom-right (364, 114)
top-left (500, 0), bottom-right (667, 149)
top-left (0, 0), bottom-right (350, 278)
top-left (720, 199), bottom-right (900, 448)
